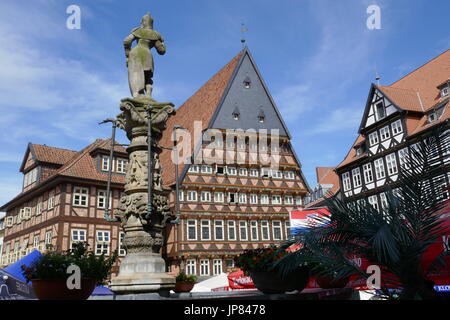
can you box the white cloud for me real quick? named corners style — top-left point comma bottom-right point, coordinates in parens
top-left (309, 107), bottom-right (363, 135)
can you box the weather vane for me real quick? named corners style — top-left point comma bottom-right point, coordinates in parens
top-left (240, 23), bottom-right (248, 47)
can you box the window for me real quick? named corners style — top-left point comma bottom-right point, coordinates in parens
top-left (272, 195), bottom-right (282, 205)
top-left (228, 193), bottom-right (237, 204)
top-left (376, 102), bottom-right (385, 119)
top-left (42, 231), bottom-right (52, 249)
top-left (398, 148), bottom-right (410, 170)
top-left (201, 191), bottom-right (211, 202)
top-left (5, 216), bottom-right (13, 228)
top-left (260, 194), bottom-right (269, 205)
top-left (239, 221), bottom-right (248, 241)
top-left (116, 159), bottom-right (127, 173)
top-left (379, 193), bottom-right (388, 210)
top-left (261, 221), bottom-right (270, 240)
top-left (374, 158), bottom-right (386, 179)
top-left (250, 221), bottom-right (258, 241)
top-left (352, 168), bottom-right (362, 188)
top-left (227, 166), bottom-right (237, 175)
top-left (225, 259), bottom-right (235, 269)
top-left (342, 172), bottom-right (351, 191)
top-left (200, 259), bottom-right (210, 276)
top-left (213, 259), bottom-right (223, 275)
top-left (441, 87), bottom-right (449, 98)
top-left (33, 235), bottom-right (40, 249)
top-left (380, 126), bottom-right (391, 141)
top-left (214, 220), bottom-right (224, 241)
top-left (261, 168), bottom-right (270, 178)
top-left (249, 169), bottom-right (258, 177)
top-left (95, 231), bottom-right (110, 255)
top-left (386, 153), bottom-right (398, 175)
top-left (368, 195), bottom-right (379, 211)
top-left (238, 193), bottom-right (247, 204)
top-left (295, 196), bottom-right (303, 206)
top-left (97, 190), bottom-right (112, 209)
top-left (71, 229), bottom-right (86, 248)
top-left (187, 220), bottom-right (197, 241)
top-left (73, 187), bottom-right (89, 207)
top-left (47, 196), bottom-right (54, 210)
top-left (271, 170), bottom-right (283, 179)
top-left (215, 166), bottom-right (225, 175)
top-left (188, 165), bottom-right (200, 173)
top-left (429, 112), bottom-right (438, 123)
top-left (363, 163), bottom-right (373, 183)
top-left (391, 120), bottom-right (403, 135)
top-left (214, 192), bottom-right (224, 203)
top-left (23, 167), bottom-right (38, 188)
top-left (249, 194), bottom-right (258, 204)
top-left (273, 221), bottom-right (282, 240)
top-left (178, 190), bottom-right (184, 202)
top-left (243, 77), bottom-right (251, 89)
top-left (369, 132), bottom-right (379, 146)
top-left (284, 171), bottom-right (295, 179)
top-left (284, 196), bottom-right (294, 205)
top-left (187, 190), bottom-right (198, 202)
top-left (201, 165), bottom-right (213, 174)
top-left (227, 221), bottom-right (236, 241)
top-left (36, 202), bottom-right (42, 215)
top-left (285, 221), bottom-right (291, 239)
top-left (201, 220), bottom-right (211, 240)
top-left (101, 156), bottom-right (110, 171)
top-left (186, 259), bottom-right (196, 275)
top-left (239, 168), bottom-right (248, 176)
top-left (118, 232), bottom-right (126, 256)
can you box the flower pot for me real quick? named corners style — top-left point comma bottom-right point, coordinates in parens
top-left (315, 275), bottom-right (349, 289)
top-left (32, 278), bottom-right (97, 300)
top-left (283, 266), bottom-right (310, 292)
top-left (174, 281), bottom-right (195, 293)
top-left (250, 271), bottom-right (288, 294)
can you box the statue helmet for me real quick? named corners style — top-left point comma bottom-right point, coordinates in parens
top-left (141, 13), bottom-right (154, 28)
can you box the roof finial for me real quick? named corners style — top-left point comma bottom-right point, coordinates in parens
top-left (240, 23), bottom-right (248, 48)
top-left (375, 63), bottom-right (381, 85)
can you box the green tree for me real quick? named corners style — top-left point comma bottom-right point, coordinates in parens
top-left (276, 125), bottom-right (450, 300)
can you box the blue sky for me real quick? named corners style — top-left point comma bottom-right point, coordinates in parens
top-left (0, 0), bottom-right (449, 208)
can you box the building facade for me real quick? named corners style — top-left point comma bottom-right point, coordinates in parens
top-left (304, 167), bottom-right (340, 208)
top-left (160, 48), bottom-right (310, 277)
top-left (0, 140), bottom-right (128, 271)
top-left (0, 47), bottom-right (310, 280)
top-left (336, 50), bottom-right (450, 209)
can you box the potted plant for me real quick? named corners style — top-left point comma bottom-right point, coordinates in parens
top-left (174, 272), bottom-right (197, 293)
top-left (234, 246), bottom-right (309, 294)
top-left (21, 242), bottom-right (117, 300)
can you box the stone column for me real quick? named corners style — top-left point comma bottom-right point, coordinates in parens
top-left (110, 96), bottom-right (176, 298)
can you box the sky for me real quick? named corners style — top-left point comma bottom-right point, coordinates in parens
top-left (0, 0), bottom-right (449, 208)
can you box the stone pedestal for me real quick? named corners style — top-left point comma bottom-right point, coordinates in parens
top-left (110, 96), bottom-right (176, 297)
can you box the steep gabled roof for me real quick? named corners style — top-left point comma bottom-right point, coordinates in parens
top-left (305, 167), bottom-right (340, 208)
top-left (19, 143), bottom-right (77, 172)
top-left (159, 50), bottom-right (243, 186)
top-left (340, 49), bottom-right (450, 170)
top-left (1, 139), bottom-right (127, 211)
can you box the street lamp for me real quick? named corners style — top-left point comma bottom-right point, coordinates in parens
top-left (98, 119), bottom-right (129, 222)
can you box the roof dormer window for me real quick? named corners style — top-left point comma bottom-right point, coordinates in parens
top-left (243, 76), bottom-right (251, 89)
top-left (376, 102), bottom-right (385, 120)
top-left (441, 86), bottom-right (449, 98)
top-left (428, 111), bottom-right (437, 123)
top-left (232, 106), bottom-right (240, 120)
top-left (258, 109), bottom-right (265, 123)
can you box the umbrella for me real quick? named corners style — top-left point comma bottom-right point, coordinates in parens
top-left (191, 273), bottom-right (229, 292)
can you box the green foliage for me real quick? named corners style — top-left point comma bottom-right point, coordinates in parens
top-left (234, 246), bottom-right (290, 275)
top-left (176, 271), bottom-right (197, 283)
top-left (21, 242), bottom-right (118, 285)
top-left (275, 125), bottom-right (450, 300)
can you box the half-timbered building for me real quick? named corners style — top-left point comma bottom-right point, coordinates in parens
top-left (0, 139), bottom-right (128, 271)
top-left (160, 47), bottom-right (310, 277)
top-left (336, 50), bottom-right (450, 209)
